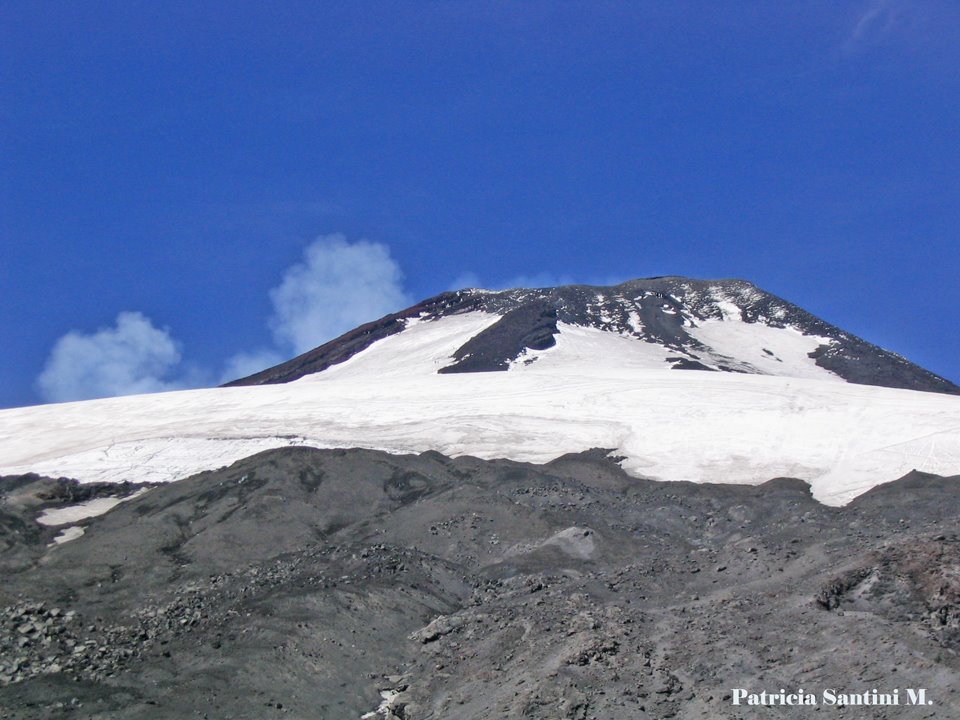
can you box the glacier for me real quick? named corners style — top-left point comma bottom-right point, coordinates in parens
top-left (1, 311), bottom-right (959, 505)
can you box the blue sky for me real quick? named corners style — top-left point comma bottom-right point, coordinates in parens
top-left (2, 1), bottom-right (959, 407)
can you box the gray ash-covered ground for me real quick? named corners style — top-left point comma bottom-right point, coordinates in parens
top-left (1, 447), bottom-right (959, 719)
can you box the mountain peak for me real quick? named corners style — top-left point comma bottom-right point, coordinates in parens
top-left (225, 277), bottom-right (959, 395)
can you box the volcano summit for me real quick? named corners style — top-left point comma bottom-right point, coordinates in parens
top-left (226, 276), bottom-right (957, 393)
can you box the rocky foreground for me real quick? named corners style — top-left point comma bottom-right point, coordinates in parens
top-left (1, 447), bottom-right (959, 719)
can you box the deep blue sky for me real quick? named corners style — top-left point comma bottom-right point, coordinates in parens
top-left (2, 2), bottom-right (959, 408)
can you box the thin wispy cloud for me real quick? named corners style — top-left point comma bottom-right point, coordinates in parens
top-left (844, 0), bottom-right (903, 52)
top-left (449, 271), bottom-right (632, 292)
top-left (447, 272), bottom-right (484, 291)
top-left (447, 272), bottom-right (575, 291)
top-left (498, 273), bottom-right (577, 290)
top-left (37, 312), bottom-right (187, 402)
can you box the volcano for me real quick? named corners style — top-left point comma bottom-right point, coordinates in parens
top-left (1, 277), bottom-right (960, 719)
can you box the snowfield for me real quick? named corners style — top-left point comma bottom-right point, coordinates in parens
top-left (2, 313), bottom-right (959, 505)
top-left (36, 488), bottom-right (151, 526)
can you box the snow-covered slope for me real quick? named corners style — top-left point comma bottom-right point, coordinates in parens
top-left (2, 311), bottom-right (959, 505)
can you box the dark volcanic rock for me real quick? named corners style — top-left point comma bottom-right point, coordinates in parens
top-left (2, 447), bottom-right (960, 718)
top-left (438, 302), bottom-right (559, 373)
